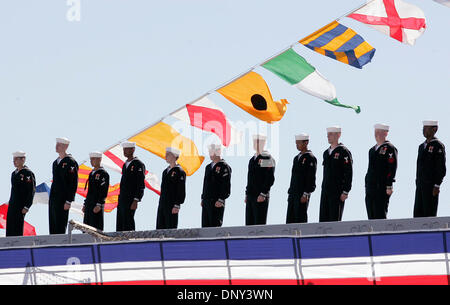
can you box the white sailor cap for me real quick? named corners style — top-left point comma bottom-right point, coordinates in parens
top-left (423, 120), bottom-right (438, 127)
top-left (121, 141), bottom-right (136, 148)
top-left (89, 151), bottom-right (103, 158)
top-left (208, 144), bottom-right (222, 151)
top-left (166, 147), bottom-right (181, 157)
top-left (295, 133), bottom-right (309, 141)
top-left (374, 123), bottom-right (390, 131)
top-left (326, 126), bottom-right (341, 133)
top-left (12, 151), bottom-right (26, 158)
top-left (56, 137), bottom-right (70, 145)
top-left (252, 134), bottom-right (267, 141)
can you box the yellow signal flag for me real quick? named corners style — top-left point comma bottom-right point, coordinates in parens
top-left (217, 71), bottom-right (288, 123)
top-left (129, 121), bottom-right (205, 176)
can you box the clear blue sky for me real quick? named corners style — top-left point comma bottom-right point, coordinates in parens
top-left (0, 0), bottom-right (449, 235)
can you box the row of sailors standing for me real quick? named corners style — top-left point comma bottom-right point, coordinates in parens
top-left (3, 120), bottom-right (446, 236)
top-left (285, 121), bottom-right (445, 223)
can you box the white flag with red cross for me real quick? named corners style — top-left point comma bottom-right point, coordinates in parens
top-left (348, 0), bottom-right (426, 46)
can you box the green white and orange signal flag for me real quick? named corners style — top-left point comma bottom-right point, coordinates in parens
top-left (262, 48), bottom-right (360, 113)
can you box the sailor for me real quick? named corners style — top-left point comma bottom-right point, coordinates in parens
top-left (49, 137), bottom-right (79, 234)
top-left (201, 144), bottom-right (232, 227)
top-left (157, 147), bottom-right (186, 230)
top-left (245, 134), bottom-right (275, 226)
top-left (365, 124), bottom-right (398, 219)
top-left (319, 126), bottom-right (353, 222)
top-left (82, 152), bottom-right (110, 231)
top-left (286, 134), bottom-right (317, 224)
top-left (414, 120), bottom-right (446, 217)
top-left (116, 141), bottom-right (146, 232)
top-left (6, 151), bottom-right (36, 236)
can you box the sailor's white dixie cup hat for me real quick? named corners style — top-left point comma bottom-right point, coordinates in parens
top-left (166, 147), bottom-right (181, 157)
top-left (423, 120), bottom-right (438, 127)
top-left (295, 133), bottom-right (309, 141)
top-left (56, 137), bottom-right (70, 145)
top-left (374, 123), bottom-right (390, 131)
top-left (252, 134), bottom-right (267, 141)
top-left (89, 151), bottom-right (103, 158)
top-left (12, 151), bottom-right (26, 158)
top-left (208, 143), bottom-right (222, 151)
top-left (326, 126), bottom-right (341, 133)
top-left (121, 141), bottom-right (136, 148)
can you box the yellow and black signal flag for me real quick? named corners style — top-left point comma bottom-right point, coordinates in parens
top-left (217, 71), bottom-right (288, 124)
